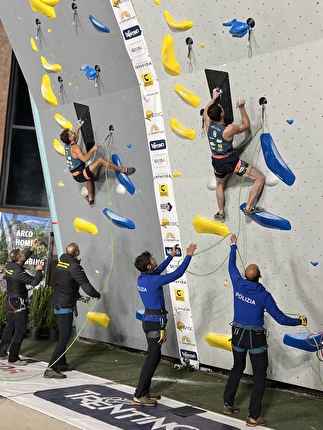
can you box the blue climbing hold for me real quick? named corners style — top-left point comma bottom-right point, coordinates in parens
top-left (240, 203), bottom-right (291, 231)
top-left (111, 153), bottom-right (135, 195)
top-left (222, 18), bottom-right (237, 27)
top-left (136, 310), bottom-right (144, 321)
top-left (286, 119), bottom-right (294, 125)
top-left (103, 208), bottom-right (135, 229)
top-left (89, 15), bottom-right (110, 33)
top-left (127, 144), bottom-right (132, 149)
top-left (80, 65), bottom-right (98, 80)
top-left (223, 19), bottom-right (249, 38)
top-left (311, 261), bottom-right (319, 266)
top-left (260, 132), bottom-right (296, 186)
top-left (283, 332), bottom-right (323, 352)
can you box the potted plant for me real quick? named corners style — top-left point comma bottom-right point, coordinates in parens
top-left (28, 286), bottom-right (52, 340)
top-left (47, 304), bottom-right (58, 341)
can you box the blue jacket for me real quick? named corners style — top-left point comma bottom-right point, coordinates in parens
top-left (137, 254), bottom-right (192, 322)
top-left (229, 244), bottom-right (300, 327)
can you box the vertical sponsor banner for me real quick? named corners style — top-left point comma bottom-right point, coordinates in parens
top-left (0, 212), bottom-right (52, 288)
top-left (111, 1), bottom-right (199, 367)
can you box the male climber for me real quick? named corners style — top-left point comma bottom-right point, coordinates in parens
top-left (203, 89), bottom-right (265, 220)
top-left (60, 121), bottom-right (135, 205)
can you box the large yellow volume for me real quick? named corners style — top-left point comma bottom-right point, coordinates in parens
top-left (87, 312), bottom-right (110, 328)
top-left (41, 74), bottom-right (58, 106)
top-left (174, 84), bottom-right (200, 108)
top-left (205, 332), bottom-right (232, 352)
top-left (73, 218), bottom-right (98, 235)
top-left (164, 11), bottom-right (193, 31)
top-left (41, 56), bottom-right (62, 72)
top-left (161, 34), bottom-right (180, 76)
top-left (169, 117), bottom-right (196, 140)
top-left (54, 114), bottom-right (73, 130)
top-left (192, 215), bottom-right (230, 237)
top-left (29, 0), bottom-right (60, 19)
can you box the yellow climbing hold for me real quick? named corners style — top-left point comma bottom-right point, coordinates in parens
top-left (41, 74), bottom-right (58, 106)
top-left (47, 29), bottom-right (52, 34)
top-left (201, 43), bottom-right (205, 48)
top-left (30, 38), bottom-right (38, 52)
top-left (29, 0), bottom-right (60, 19)
top-left (174, 84), bottom-right (200, 108)
top-left (161, 34), bottom-right (180, 76)
top-left (73, 218), bottom-right (98, 235)
top-left (54, 114), bottom-right (73, 130)
top-left (57, 181), bottom-right (64, 187)
top-left (41, 56), bottom-right (62, 72)
top-left (112, 0), bottom-right (120, 7)
top-left (154, 0), bottom-right (160, 4)
top-left (164, 11), bottom-right (193, 31)
top-left (205, 332), bottom-right (232, 352)
top-left (53, 138), bottom-right (65, 155)
top-left (87, 312), bottom-right (110, 328)
top-left (192, 215), bottom-right (230, 237)
top-left (172, 172), bottom-right (182, 178)
top-left (169, 117), bottom-right (196, 140)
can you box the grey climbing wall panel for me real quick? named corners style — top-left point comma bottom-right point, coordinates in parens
top-left (0, 0), bottom-right (323, 390)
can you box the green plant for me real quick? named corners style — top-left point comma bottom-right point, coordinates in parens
top-left (28, 286), bottom-right (52, 328)
top-left (46, 306), bottom-right (57, 330)
top-left (0, 290), bottom-right (6, 327)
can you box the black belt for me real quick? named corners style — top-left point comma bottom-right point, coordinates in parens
top-left (145, 308), bottom-right (167, 315)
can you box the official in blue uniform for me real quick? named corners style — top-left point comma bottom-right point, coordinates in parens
top-left (133, 242), bottom-right (197, 406)
top-left (224, 234), bottom-right (307, 427)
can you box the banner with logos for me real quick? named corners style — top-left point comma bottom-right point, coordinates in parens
top-left (111, 1), bottom-right (199, 368)
top-left (0, 212), bottom-right (52, 290)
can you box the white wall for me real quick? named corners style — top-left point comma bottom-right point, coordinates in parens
top-left (1, 0), bottom-right (322, 390)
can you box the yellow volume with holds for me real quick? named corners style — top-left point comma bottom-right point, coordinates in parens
top-left (87, 312), bottom-right (110, 328)
top-left (205, 332), bottom-right (232, 352)
top-left (41, 56), bottom-right (62, 72)
top-left (73, 218), bottom-right (98, 235)
top-left (169, 117), bottom-right (196, 140)
top-left (41, 74), bottom-right (58, 106)
top-left (174, 84), bottom-right (200, 108)
top-left (192, 215), bottom-right (230, 237)
top-left (161, 34), bottom-right (180, 76)
top-left (164, 11), bottom-right (193, 31)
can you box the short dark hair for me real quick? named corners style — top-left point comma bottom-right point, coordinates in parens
top-left (207, 103), bottom-right (223, 122)
top-left (60, 128), bottom-right (70, 144)
top-left (10, 249), bottom-right (21, 262)
top-left (134, 251), bottom-right (151, 272)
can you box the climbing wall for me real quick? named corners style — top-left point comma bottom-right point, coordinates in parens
top-left (1, 0), bottom-right (323, 390)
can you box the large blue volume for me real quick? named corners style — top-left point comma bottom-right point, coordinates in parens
top-left (260, 133), bottom-right (296, 186)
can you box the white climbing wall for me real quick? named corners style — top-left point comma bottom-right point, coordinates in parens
top-left (0, 0), bottom-right (322, 390)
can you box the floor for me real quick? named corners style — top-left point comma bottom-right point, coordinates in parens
top-left (0, 337), bottom-right (322, 430)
